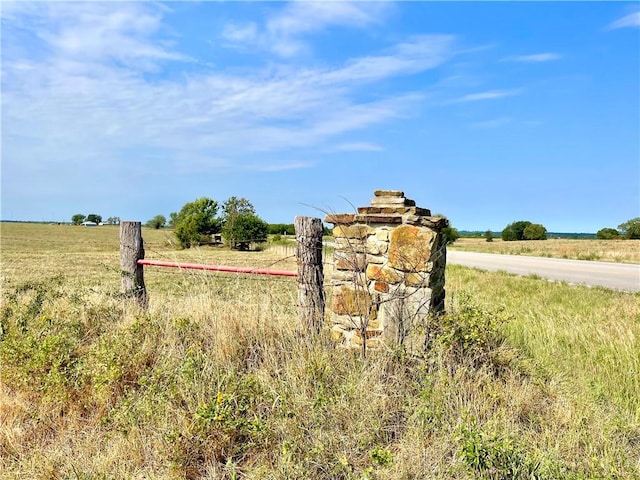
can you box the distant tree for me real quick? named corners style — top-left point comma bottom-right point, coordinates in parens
top-left (618, 217), bottom-right (640, 239)
top-left (171, 197), bottom-right (221, 248)
top-left (268, 223), bottom-right (295, 235)
top-left (146, 214), bottom-right (166, 229)
top-left (501, 221), bottom-right (532, 241)
top-left (523, 223), bottom-right (547, 240)
top-left (596, 228), bottom-right (620, 240)
top-left (86, 214), bottom-right (102, 224)
top-left (168, 212), bottom-right (178, 229)
top-left (71, 214), bottom-right (86, 225)
top-left (105, 216), bottom-right (120, 225)
top-left (442, 226), bottom-right (460, 245)
top-left (433, 214), bottom-right (458, 244)
top-left (484, 230), bottom-right (494, 242)
top-left (221, 197), bottom-right (257, 248)
top-left (223, 196), bottom-right (256, 219)
top-left (223, 213), bottom-right (269, 250)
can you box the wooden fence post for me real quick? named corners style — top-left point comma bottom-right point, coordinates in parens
top-left (295, 216), bottom-right (325, 335)
top-left (120, 221), bottom-right (147, 309)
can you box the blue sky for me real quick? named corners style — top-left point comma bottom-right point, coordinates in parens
top-left (1, 1), bottom-right (638, 232)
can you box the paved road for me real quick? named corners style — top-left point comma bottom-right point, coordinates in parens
top-left (447, 250), bottom-right (640, 293)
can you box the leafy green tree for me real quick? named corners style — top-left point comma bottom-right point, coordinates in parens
top-left (71, 214), bottom-right (86, 225)
top-left (501, 221), bottom-right (532, 241)
top-left (171, 197), bottom-right (221, 248)
top-left (223, 196), bottom-right (256, 219)
top-left (221, 197), bottom-right (257, 248)
top-left (86, 214), bottom-right (102, 224)
top-left (223, 213), bottom-right (269, 250)
top-left (484, 230), bottom-right (493, 242)
top-left (596, 228), bottom-right (620, 240)
top-left (105, 216), bottom-right (120, 225)
top-left (146, 215), bottom-right (166, 229)
top-left (618, 217), bottom-right (640, 239)
top-left (523, 223), bottom-right (547, 240)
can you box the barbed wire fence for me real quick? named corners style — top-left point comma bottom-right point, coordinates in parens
top-left (120, 218), bottom-right (327, 336)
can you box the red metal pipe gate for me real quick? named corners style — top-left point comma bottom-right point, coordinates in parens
top-left (137, 259), bottom-right (297, 277)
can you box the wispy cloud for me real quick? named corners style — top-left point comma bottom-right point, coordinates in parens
top-left (223, 1), bottom-right (391, 57)
top-left (471, 117), bottom-right (512, 129)
top-left (3, 3), bottom-right (189, 69)
top-left (323, 35), bottom-right (455, 83)
top-left (332, 142), bottom-right (384, 152)
top-left (454, 89), bottom-right (522, 103)
top-left (502, 53), bottom-right (563, 63)
top-left (248, 161), bottom-right (315, 172)
top-left (607, 11), bottom-right (640, 30)
top-left (2, 2), bottom-right (456, 185)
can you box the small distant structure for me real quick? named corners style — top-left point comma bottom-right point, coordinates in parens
top-left (81, 221), bottom-right (98, 227)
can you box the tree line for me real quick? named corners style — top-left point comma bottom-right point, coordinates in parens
top-left (71, 214), bottom-right (120, 225)
top-left (596, 218), bottom-right (640, 240)
top-left (479, 217), bottom-right (640, 242)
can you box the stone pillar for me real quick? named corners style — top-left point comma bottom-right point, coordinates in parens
top-left (325, 190), bottom-right (448, 351)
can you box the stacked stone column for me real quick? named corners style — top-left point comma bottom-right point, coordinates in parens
top-left (325, 190), bottom-right (448, 350)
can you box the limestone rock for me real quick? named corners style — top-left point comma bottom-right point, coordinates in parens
top-left (388, 225), bottom-right (436, 272)
top-left (331, 284), bottom-right (371, 316)
top-left (333, 224), bottom-right (371, 240)
top-left (374, 190), bottom-right (404, 197)
top-left (366, 264), bottom-right (403, 284)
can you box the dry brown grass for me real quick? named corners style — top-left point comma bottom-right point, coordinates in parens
top-left (1, 222), bottom-right (639, 479)
top-left (449, 237), bottom-right (640, 263)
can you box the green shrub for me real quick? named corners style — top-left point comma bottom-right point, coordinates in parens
top-left (145, 214), bottom-right (166, 229)
top-left (458, 423), bottom-right (544, 480)
top-left (596, 228), bottom-right (620, 239)
top-left (501, 221), bottom-right (532, 241)
top-left (423, 296), bottom-right (513, 372)
top-left (523, 223), bottom-right (547, 240)
top-left (0, 277), bottom-right (86, 403)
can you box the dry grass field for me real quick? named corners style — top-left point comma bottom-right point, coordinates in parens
top-left (449, 237), bottom-right (640, 264)
top-left (1, 222), bottom-right (639, 479)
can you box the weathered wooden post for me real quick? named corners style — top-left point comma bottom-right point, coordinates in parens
top-left (120, 221), bottom-right (148, 309)
top-left (295, 216), bottom-right (325, 335)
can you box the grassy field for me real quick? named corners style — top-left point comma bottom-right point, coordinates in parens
top-left (1, 222), bottom-right (639, 479)
top-left (449, 237), bottom-right (640, 264)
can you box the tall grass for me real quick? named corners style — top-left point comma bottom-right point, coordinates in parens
top-left (449, 238), bottom-right (640, 264)
top-left (1, 223), bottom-right (639, 478)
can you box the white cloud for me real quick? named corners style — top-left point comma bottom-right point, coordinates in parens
top-left (2, 2), bottom-right (456, 184)
top-left (471, 117), bottom-right (512, 129)
top-left (3, 3), bottom-right (189, 70)
top-left (455, 89), bottom-right (522, 102)
top-left (503, 53), bottom-right (563, 63)
top-left (332, 142), bottom-right (384, 152)
top-left (607, 11), bottom-right (640, 30)
top-left (323, 35), bottom-right (455, 83)
top-left (223, 1), bottom-right (391, 57)
top-left (248, 161), bottom-right (315, 172)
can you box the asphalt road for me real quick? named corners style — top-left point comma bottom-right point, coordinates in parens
top-left (447, 250), bottom-right (640, 293)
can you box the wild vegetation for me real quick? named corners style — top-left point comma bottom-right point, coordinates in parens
top-left (450, 237), bottom-right (640, 264)
top-left (1, 222), bottom-right (638, 479)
